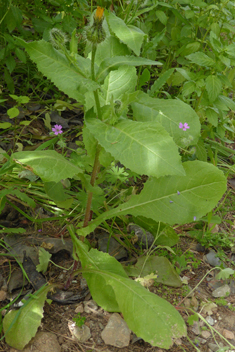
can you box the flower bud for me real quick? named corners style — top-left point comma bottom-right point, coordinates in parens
top-left (50, 28), bottom-right (68, 49)
top-left (85, 7), bottom-right (106, 44)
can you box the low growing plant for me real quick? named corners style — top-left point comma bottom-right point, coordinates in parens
top-left (2, 6), bottom-right (227, 350)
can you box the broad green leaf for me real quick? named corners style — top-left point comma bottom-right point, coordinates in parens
top-left (82, 267), bottom-right (186, 348)
top-left (186, 52), bottom-right (215, 67)
top-left (205, 108), bottom-right (219, 126)
top-left (85, 116), bottom-right (185, 177)
top-left (36, 248), bottom-right (52, 273)
top-left (131, 92), bottom-right (200, 147)
top-left (205, 75), bottom-right (222, 102)
top-left (73, 235), bottom-right (186, 348)
top-left (125, 255), bottom-right (182, 287)
top-left (97, 56), bottom-right (162, 82)
top-left (102, 66), bottom-right (137, 103)
top-left (107, 160), bottom-right (226, 225)
top-left (181, 81), bottom-right (196, 97)
top-left (71, 234), bottom-right (127, 312)
top-left (95, 36), bottom-right (130, 66)
top-left (44, 181), bottom-right (70, 202)
top-left (106, 11), bottom-right (146, 55)
top-left (156, 10), bottom-right (168, 25)
top-left (77, 160), bottom-right (226, 238)
top-left (13, 150), bottom-right (82, 183)
top-left (18, 39), bottom-right (99, 104)
top-left (179, 42), bottom-right (201, 56)
top-left (0, 122), bottom-right (11, 129)
top-left (225, 43), bottom-right (235, 58)
top-left (3, 285), bottom-right (51, 350)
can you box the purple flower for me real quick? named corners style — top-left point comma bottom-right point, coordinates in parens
top-left (177, 191), bottom-right (180, 195)
top-left (38, 229), bottom-right (42, 232)
top-left (179, 122), bottom-right (190, 131)
top-left (169, 200), bottom-right (173, 203)
top-left (193, 216), bottom-right (196, 221)
top-left (52, 124), bottom-right (63, 135)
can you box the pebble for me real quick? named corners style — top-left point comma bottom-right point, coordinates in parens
top-left (212, 284), bottom-right (231, 298)
top-left (191, 321), bottom-right (200, 335)
top-left (206, 316), bottom-right (215, 326)
top-left (75, 303), bottom-right (84, 314)
top-left (196, 337), bottom-right (207, 344)
top-left (205, 250), bottom-right (222, 267)
top-left (101, 313), bottom-right (131, 347)
top-left (201, 330), bottom-right (211, 338)
top-left (222, 329), bottom-right (235, 340)
top-left (0, 290), bottom-right (7, 301)
top-left (84, 300), bottom-right (98, 313)
top-left (10, 332), bottom-right (61, 352)
top-left (68, 322), bottom-right (91, 342)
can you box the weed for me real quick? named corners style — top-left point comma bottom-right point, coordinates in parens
top-left (72, 313), bottom-right (86, 328)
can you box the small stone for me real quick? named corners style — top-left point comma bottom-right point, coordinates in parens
top-left (75, 303), bottom-right (84, 313)
top-left (84, 300), bottom-right (98, 313)
top-left (201, 330), bottom-right (211, 338)
top-left (191, 296), bottom-right (199, 311)
top-left (80, 277), bottom-right (88, 290)
top-left (183, 298), bottom-right (191, 308)
top-left (222, 329), bottom-right (234, 340)
top-left (101, 313), bottom-right (131, 347)
top-left (22, 332), bottom-right (61, 352)
top-left (212, 284), bottom-right (231, 298)
top-left (197, 337), bottom-right (207, 344)
top-left (68, 322), bottom-right (91, 342)
top-left (206, 316), bottom-right (215, 326)
top-left (0, 290), bottom-right (7, 301)
top-left (205, 250), bottom-right (222, 267)
top-left (192, 321), bottom-right (200, 335)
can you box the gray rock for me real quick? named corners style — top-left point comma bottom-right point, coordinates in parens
top-left (196, 337), bottom-right (207, 344)
top-left (68, 322), bottom-right (91, 342)
top-left (84, 300), bottom-right (98, 313)
top-left (206, 316), bottom-right (215, 326)
top-left (18, 332), bottom-right (61, 352)
top-left (212, 284), bottom-right (231, 298)
top-left (205, 250), bottom-right (222, 267)
top-left (191, 321), bottom-right (200, 335)
top-left (127, 223), bottom-right (155, 248)
top-left (98, 235), bottom-right (127, 260)
top-left (101, 313), bottom-right (131, 347)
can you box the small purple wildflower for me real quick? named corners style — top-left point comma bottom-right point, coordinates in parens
top-left (169, 200), bottom-right (173, 203)
top-left (193, 216), bottom-right (196, 221)
top-left (177, 190), bottom-right (180, 195)
top-left (52, 124), bottom-right (63, 135)
top-left (179, 122), bottom-right (190, 131)
top-left (38, 229), bottom-right (42, 232)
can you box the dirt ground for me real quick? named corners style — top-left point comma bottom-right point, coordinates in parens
top-left (1, 227), bottom-right (235, 352)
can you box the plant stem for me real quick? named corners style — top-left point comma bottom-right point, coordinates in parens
top-left (83, 145), bottom-right (101, 229)
top-left (65, 42), bottom-right (101, 289)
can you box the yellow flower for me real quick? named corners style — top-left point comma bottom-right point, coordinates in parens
top-left (95, 6), bottom-right (104, 21)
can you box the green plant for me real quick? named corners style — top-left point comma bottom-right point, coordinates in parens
top-left (72, 313), bottom-right (86, 328)
top-left (1, 5), bottom-right (228, 350)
